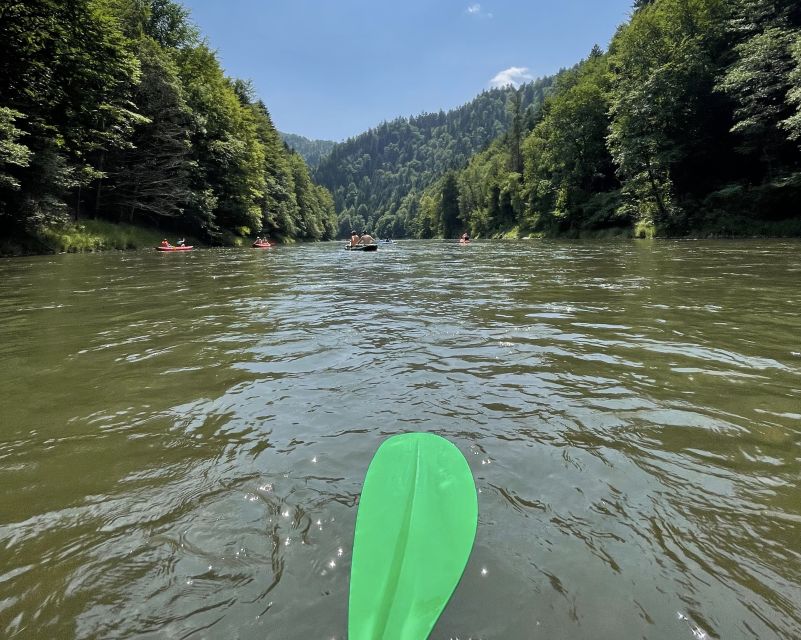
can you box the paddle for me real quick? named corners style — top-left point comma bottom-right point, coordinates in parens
top-left (349, 432), bottom-right (478, 640)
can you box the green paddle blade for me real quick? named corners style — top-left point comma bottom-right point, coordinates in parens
top-left (349, 432), bottom-right (478, 640)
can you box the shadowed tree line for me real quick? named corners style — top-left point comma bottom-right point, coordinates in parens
top-left (0, 0), bottom-right (337, 245)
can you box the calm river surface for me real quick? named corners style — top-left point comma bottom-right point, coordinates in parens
top-left (1, 240), bottom-right (800, 639)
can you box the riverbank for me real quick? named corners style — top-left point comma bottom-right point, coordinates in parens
top-left (480, 216), bottom-right (801, 241)
top-left (5, 216), bottom-right (801, 258)
top-left (0, 220), bottom-right (281, 257)
top-left (0, 220), bottom-right (177, 257)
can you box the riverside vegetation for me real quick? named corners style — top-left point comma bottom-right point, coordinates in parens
top-left (316, 0), bottom-right (801, 239)
top-left (0, 0), bottom-right (337, 255)
top-left (1, 0), bottom-right (800, 255)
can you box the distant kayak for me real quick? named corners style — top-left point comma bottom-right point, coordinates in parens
top-left (252, 242), bottom-right (272, 249)
top-left (345, 244), bottom-right (378, 252)
top-left (459, 240), bottom-right (471, 245)
top-left (156, 245), bottom-right (193, 252)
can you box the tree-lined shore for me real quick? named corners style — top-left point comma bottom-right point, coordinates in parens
top-left (321, 0), bottom-right (801, 239)
top-left (0, 0), bottom-right (337, 255)
top-left (3, 0), bottom-right (799, 256)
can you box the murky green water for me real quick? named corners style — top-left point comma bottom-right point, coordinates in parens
top-left (1, 240), bottom-right (799, 639)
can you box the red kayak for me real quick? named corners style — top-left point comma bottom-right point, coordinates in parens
top-left (156, 245), bottom-right (193, 251)
top-left (252, 242), bottom-right (272, 248)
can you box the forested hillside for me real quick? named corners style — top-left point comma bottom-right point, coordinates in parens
top-left (4, 0), bottom-right (798, 248)
top-left (314, 80), bottom-right (555, 238)
top-left (280, 133), bottom-right (336, 169)
top-left (0, 0), bottom-right (337, 248)
top-left (412, 0), bottom-right (801, 239)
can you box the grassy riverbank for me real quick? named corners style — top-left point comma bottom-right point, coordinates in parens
top-left (481, 216), bottom-right (801, 241)
top-left (41, 220), bottom-right (181, 252)
top-left (0, 220), bottom-right (201, 257)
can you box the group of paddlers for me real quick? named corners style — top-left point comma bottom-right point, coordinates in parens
top-left (349, 230), bottom-right (375, 246)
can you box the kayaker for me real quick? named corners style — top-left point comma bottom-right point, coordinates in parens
top-left (177, 238), bottom-right (185, 246)
top-left (460, 232), bottom-right (470, 242)
top-left (350, 231), bottom-right (360, 247)
top-left (358, 230), bottom-right (375, 245)
top-left (160, 239), bottom-right (170, 248)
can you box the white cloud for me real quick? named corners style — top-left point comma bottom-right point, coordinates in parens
top-left (466, 3), bottom-right (491, 17)
top-left (489, 66), bottom-right (534, 89)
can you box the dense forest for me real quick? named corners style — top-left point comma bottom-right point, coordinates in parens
top-left (3, 0), bottom-right (799, 249)
top-left (314, 80), bottom-right (555, 239)
top-left (322, 0), bottom-right (801, 239)
top-left (0, 0), bottom-right (337, 249)
top-left (280, 133), bottom-right (336, 169)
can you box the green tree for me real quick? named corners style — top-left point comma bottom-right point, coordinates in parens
top-left (105, 38), bottom-right (193, 224)
top-left (439, 172), bottom-right (461, 237)
top-left (717, 0), bottom-right (800, 173)
top-left (247, 100), bottom-right (297, 238)
top-left (607, 0), bottom-right (727, 232)
top-left (0, 0), bottom-right (142, 231)
top-left (288, 151), bottom-right (324, 239)
top-left (506, 87), bottom-right (524, 174)
top-left (146, 0), bottom-right (198, 48)
top-left (415, 193), bottom-right (438, 239)
top-left (783, 36), bottom-right (801, 142)
top-left (177, 45), bottom-right (264, 236)
top-left (522, 50), bottom-right (619, 233)
top-left (0, 108), bottom-right (32, 193)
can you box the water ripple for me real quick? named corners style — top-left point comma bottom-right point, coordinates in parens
top-left (0, 240), bottom-right (799, 639)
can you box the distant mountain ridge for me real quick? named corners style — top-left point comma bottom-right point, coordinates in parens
top-left (313, 79), bottom-right (555, 238)
top-left (279, 132), bottom-right (336, 169)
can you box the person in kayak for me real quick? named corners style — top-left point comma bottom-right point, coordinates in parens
top-left (350, 231), bottom-right (360, 247)
top-left (177, 238), bottom-right (185, 246)
top-left (358, 230), bottom-right (375, 245)
top-left (160, 239), bottom-right (171, 248)
top-left (460, 232), bottom-right (470, 242)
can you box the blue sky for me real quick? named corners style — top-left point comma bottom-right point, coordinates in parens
top-left (181, 0), bottom-right (635, 141)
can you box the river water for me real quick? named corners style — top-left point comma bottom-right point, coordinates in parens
top-left (0, 240), bottom-right (799, 639)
